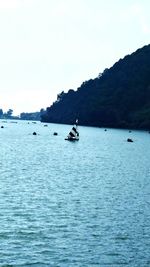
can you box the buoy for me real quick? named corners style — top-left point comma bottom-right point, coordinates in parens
top-left (33, 132), bottom-right (37, 135)
top-left (127, 138), bottom-right (133, 142)
top-left (1, 126), bottom-right (4, 128)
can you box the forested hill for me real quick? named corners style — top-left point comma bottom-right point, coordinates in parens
top-left (41, 44), bottom-right (150, 129)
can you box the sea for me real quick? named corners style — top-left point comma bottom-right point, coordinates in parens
top-left (0, 119), bottom-right (150, 267)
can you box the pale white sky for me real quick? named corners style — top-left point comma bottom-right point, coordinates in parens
top-left (0, 0), bottom-right (150, 115)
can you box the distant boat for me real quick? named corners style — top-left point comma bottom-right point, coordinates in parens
top-left (65, 119), bottom-right (79, 141)
top-left (127, 138), bottom-right (133, 142)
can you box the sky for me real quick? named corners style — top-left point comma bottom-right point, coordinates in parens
top-left (0, 0), bottom-right (150, 115)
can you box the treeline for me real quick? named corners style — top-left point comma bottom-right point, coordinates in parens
top-left (41, 44), bottom-right (150, 130)
top-left (0, 109), bottom-right (17, 119)
top-left (20, 109), bottom-right (45, 121)
top-left (0, 108), bottom-right (46, 121)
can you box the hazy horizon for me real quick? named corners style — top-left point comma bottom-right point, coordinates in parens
top-left (0, 0), bottom-right (150, 115)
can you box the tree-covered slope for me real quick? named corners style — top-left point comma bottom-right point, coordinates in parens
top-left (41, 44), bottom-right (150, 129)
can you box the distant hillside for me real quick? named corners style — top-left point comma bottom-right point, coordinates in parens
top-left (41, 44), bottom-right (150, 129)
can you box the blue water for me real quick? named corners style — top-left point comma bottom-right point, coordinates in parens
top-left (0, 120), bottom-right (150, 267)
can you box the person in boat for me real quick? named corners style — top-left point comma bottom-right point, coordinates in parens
top-left (65, 119), bottom-right (79, 141)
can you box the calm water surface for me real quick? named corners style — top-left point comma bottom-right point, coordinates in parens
top-left (0, 120), bottom-right (150, 267)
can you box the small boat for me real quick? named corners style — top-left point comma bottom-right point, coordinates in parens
top-left (127, 138), bottom-right (133, 142)
top-left (65, 119), bottom-right (79, 141)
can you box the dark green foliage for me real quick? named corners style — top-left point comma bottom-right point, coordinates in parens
top-left (41, 44), bottom-right (150, 129)
top-left (1, 109), bottom-right (14, 119)
top-left (19, 109), bottom-right (46, 121)
top-left (0, 109), bottom-right (3, 118)
top-left (20, 111), bottom-right (42, 121)
top-left (6, 109), bottom-right (13, 118)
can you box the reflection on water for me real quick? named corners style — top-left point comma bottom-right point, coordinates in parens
top-left (0, 120), bottom-right (150, 266)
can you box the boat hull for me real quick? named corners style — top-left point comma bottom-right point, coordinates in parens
top-left (65, 137), bottom-right (79, 141)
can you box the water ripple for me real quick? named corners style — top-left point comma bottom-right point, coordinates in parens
top-left (0, 121), bottom-right (150, 266)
